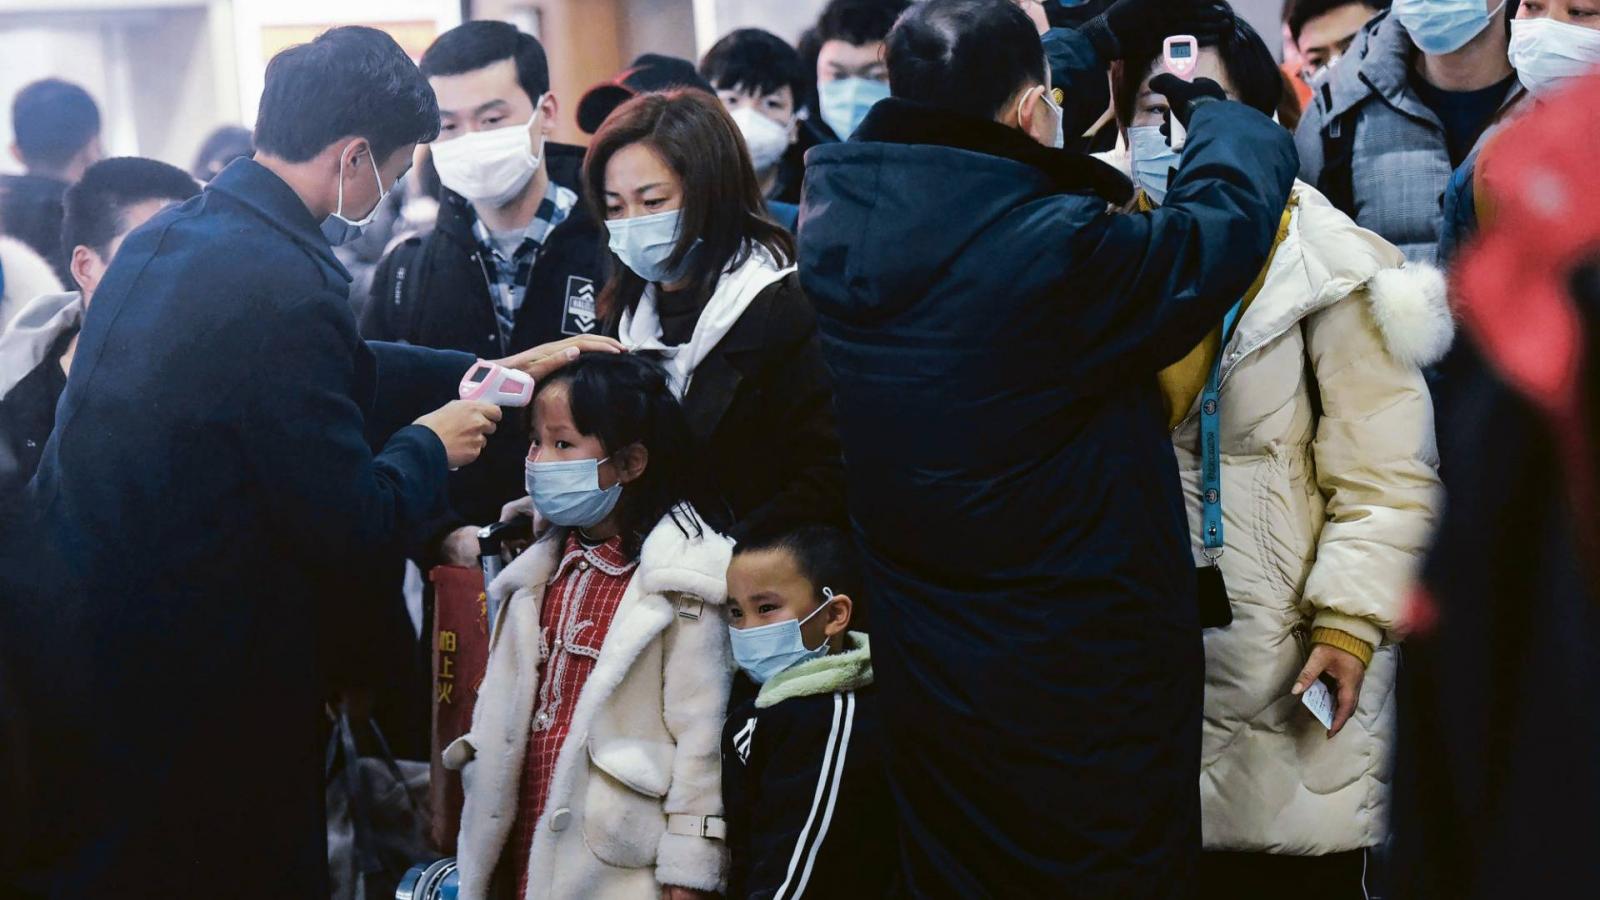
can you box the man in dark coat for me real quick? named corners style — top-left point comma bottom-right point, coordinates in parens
top-left (1392, 84), bottom-right (1600, 898)
top-left (7, 28), bottom-right (613, 898)
top-left (797, 0), bottom-right (1296, 895)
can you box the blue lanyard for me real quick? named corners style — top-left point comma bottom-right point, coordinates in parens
top-left (1200, 301), bottom-right (1244, 561)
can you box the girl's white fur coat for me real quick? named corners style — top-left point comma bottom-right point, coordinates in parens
top-left (444, 510), bottom-right (735, 900)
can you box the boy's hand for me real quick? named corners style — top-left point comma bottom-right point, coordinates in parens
top-left (661, 887), bottom-right (717, 900)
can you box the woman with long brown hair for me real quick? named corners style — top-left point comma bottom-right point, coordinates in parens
top-left (583, 89), bottom-right (844, 540)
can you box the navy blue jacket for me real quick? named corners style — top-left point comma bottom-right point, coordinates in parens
top-left (797, 74), bottom-right (1297, 894)
top-left (17, 159), bottom-right (474, 898)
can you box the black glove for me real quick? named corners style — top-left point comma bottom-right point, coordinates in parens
top-left (1088, 0), bottom-right (1231, 60)
top-left (1150, 74), bottom-right (1227, 131)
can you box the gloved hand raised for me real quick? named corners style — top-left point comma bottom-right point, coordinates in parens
top-left (1094, 0), bottom-right (1231, 59)
top-left (1150, 74), bottom-right (1227, 132)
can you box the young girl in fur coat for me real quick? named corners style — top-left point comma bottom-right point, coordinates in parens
top-left (445, 353), bottom-right (734, 900)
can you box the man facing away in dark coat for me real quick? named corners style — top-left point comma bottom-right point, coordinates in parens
top-left (4, 27), bottom-right (616, 899)
top-left (798, 0), bottom-right (1297, 895)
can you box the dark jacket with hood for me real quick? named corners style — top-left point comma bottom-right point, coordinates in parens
top-left (13, 158), bottom-right (473, 899)
top-left (795, 29), bottom-right (1298, 895)
top-left (361, 142), bottom-right (608, 530)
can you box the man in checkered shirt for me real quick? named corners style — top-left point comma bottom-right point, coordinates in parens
top-left (362, 21), bottom-right (610, 555)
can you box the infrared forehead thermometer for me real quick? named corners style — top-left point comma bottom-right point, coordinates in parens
top-left (1162, 34), bottom-right (1199, 150)
top-left (459, 361), bottom-right (534, 407)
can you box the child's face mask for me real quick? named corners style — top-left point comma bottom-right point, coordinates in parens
top-left (728, 590), bottom-right (836, 684)
top-left (525, 455), bottom-right (622, 528)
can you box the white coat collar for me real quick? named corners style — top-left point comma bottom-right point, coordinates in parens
top-left (617, 245), bottom-right (794, 398)
top-left (487, 504), bottom-right (732, 612)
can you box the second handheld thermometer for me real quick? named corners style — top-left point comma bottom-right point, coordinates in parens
top-left (1162, 35), bottom-right (1199, 150)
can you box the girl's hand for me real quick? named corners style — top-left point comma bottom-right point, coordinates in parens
top-left (660, 887), bottom-right (717, 900)
top-left (1292, 644), bottom-right (1367, 738)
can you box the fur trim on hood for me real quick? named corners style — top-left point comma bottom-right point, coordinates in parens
top-left (756, 632), bottom-right (873, 708)
top-left (1259, 183), bottom-right (1455, 370)
top-left (1365, 263), bottom-right (1454, 368)
top-left (487, 504), bottom-right (731, 609)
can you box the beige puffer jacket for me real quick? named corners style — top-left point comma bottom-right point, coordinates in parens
top-left (1171, 183), bottom-right (1449, 855)
top-left (445, 509), bottom-right (735, 899)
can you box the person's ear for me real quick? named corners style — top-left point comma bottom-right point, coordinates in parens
top-left (344, 139), bottom-right (369, 173)
top-left (69, 245), bottom-right (104, 298)
top-left (822, 592), bottom-right (853, 639)
top-left (538, 93), bottom-right (560, 138)
top-left (615, 442), bottom-right (649, 485)
top-left (9, 143), bottom-right (22, 166)
top-left (1016, 84), bottom-right (1045, 139)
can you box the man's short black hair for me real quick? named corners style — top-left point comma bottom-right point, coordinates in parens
top-left (735, 525), bottom-right (866, 607)
top-left (62, 157), bottom-right (199, 258)
top-left (12, 79), bottom-right (100, 170)
top-left (254, 26), bottom-right (439, 164)
top-left (886, 0), bottom-right (1046, 121)
top-left (1287, 0), bottom-right (1387, 44)
top-left (815, 0), bottom-right (912, 47)
top-left (420, 21), bottom-right (551, 107)
top-left (700, 29), bottom-right (808, 105)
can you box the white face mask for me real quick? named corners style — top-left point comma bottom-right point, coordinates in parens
top-left (1128, 125), bottom-right (1180, 205)
top-left (1509, 17), bottom-right (1600, 97)
top-left (729, 106), bottom-right (792, 174)
top-left (431, 94), bottom-right (548, 208)
top-left (321, 141), bottom-right (389, 246)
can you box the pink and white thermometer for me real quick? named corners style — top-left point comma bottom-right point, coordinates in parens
top-left (459, 361), bottom-right (534, 407)
top-left (1162, 34), bottom-right (1199, 150)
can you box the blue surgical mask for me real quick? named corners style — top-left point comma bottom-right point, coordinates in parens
top-left (729, 591), bottom-right (836, 684)
top-left (819, 77), bottom-right (890, 140)
top-left (1393, 0), bottom-right (1507, 56)
top-left (525, 455), bottom-right (623, 528)
top-left (321, 141), bottom-right (390, 246)
top-left (1129, 125), bottom-right (1180, 205)
top-left (607, 208), bottom-right (698, 284)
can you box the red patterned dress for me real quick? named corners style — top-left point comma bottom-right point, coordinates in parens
top-left (509, 531), bottom-right (638, 895)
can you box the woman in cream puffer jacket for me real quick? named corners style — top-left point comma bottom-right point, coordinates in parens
top-left (1170, 181), bottom-right (1450, 860)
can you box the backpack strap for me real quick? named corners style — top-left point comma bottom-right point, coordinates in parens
top-left (1317, 82), bottom-right (1358, 218)
top-left (374, 235), bottom-right (427, 343)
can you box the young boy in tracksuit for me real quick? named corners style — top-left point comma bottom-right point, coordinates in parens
top-left (722, 525), bottom-right (894, 900)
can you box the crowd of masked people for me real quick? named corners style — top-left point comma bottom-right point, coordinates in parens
top-left (1, 0), bottom-right (1598, 897)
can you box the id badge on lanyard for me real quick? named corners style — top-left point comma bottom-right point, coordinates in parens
top-left (1197, 301), bottom-right (1243, 628)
